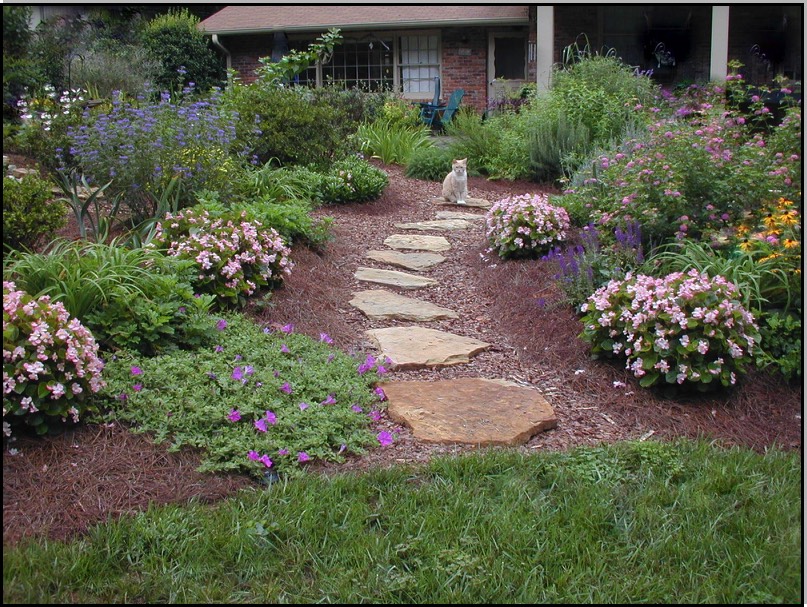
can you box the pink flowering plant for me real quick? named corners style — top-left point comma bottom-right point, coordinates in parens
top-left (579, 269), bottom-right (761, 391)
top-left (148, 207), bottom-right (293, 308)
top-left (485, 193), bottom-right (571, 259)
top-left (3, 281), bottom-right (106, 437)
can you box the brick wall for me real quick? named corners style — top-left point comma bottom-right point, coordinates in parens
top-left (227, 34), bottom-right (272, 83)
top-left (440, 28), bottom-right (489, 113)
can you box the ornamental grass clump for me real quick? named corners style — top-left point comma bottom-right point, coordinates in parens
top-left (579, 269), bottom-right (760, 391)
top-left (148, 208), bottom-right (293, 308)
top-left (3, 281), bottom-right (105, 437)
top-left (485, 193), bottom-right (570, 259)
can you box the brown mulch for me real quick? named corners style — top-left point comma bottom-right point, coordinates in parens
top-left (3, 160), bottom-right (802, 547)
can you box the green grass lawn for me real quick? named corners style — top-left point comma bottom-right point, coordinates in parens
top-left (3, 439), bottom-right (801, 603)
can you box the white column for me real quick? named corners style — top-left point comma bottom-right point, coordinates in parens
top-left (535, 5), bottom-right (554, 94)
top-left (710, 6), bottom-right (730, 82)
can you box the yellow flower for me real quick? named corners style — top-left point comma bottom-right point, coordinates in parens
top-left (738, 240), bottom-right (753, 252)
top-left (736, 225), bottom-right (749, 236)
top-left (762, 214), bottom-right (777, 229)
top-left (779, 210), bottom-right (799, 226)
top-left (783, 238), bottom-right (801, 249)
top-left (758, 253), bottom-right (781, 264)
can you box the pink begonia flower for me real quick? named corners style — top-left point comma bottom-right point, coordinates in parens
top-left (377, 431), bottom-right (393, 446)
top-left (227, 409), bottom-right (241, 422)
top-left (298, 451), bottom-right (311, 463)
top-left (131, 366), bottom-right (143, 375)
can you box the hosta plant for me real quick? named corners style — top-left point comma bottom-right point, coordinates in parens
top-left (3, 281), bottom-right (105, 437)
top-left (579, 269), bottom-right (760, 391)
top-left (485, 193), bottom-right (570, 258)
top-left (148, 207), bottom-right (293, 308)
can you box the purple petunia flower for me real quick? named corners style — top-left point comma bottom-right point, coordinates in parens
top-left (280, 382), bottom-right (292, 394)
top-left (320, 394), bottom-right (337, 406)
top-left (376, 365), bottom-right (387, 375)
top-left (278, 448), bottom-right (290, 456)
top-left (369, 410), bottom-right (382, 421)
top-left (254, 418), bottom-right (268, 433)
top-left (216, 319), bottom-right (227, 331)
top-left (248, 450), bottom-right (261, 461)
top-left (227, 409), bottom-right (241, 422)
top-left (260, 454), bottom-right (273, 468)
top-left (320, 332), bottom-right (334, 345)
top-left (232, 367), bottom-right (244, 381)
top-left (244, 365), bottom-right (254, 376)
top-left (377, 431), bottom-right (393, 446)
top-left (280, 344), bottom-right (290, 354)
top-left (281, 323), bottom-right (294, 334)
top-left (214, 345), bottom-right (224, 353)
top-left (132, 383), bottom-right (143, 392)
top-left (351, 405), bottom-right (363, 413)
top-left (299, 402), bottom-right (309, 411)
top-left (298, 451), bottom-right (310, 463)
top-left (374, 387), bottom-right (387, 401)
top-left (265, 410), bottom-right (277, 425)
top-left (338, 444), bottom-right (347, 454)
top-left (131, 366), bottom-right (143, 376)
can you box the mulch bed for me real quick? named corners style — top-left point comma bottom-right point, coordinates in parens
top-left (3, 160), bottom-right (801, 547)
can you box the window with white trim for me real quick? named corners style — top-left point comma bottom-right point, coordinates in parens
top-left (399, 34), bottom-right (440, 95)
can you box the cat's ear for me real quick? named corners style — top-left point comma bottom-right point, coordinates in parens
top-left (460, 158), bottom-right (467, 163)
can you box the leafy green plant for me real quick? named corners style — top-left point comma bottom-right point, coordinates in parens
top-left (3, 174), bottom-right (66, 251)
top-left (405, 146), bottom-right (454, 181)
top-left (444, 108), bottom-right (504, 177)
top-left (53, 171), bottom-right (118, 242)
top-left (356, 119), bottom-right (433, 165)
top-left (254, 28), bottom-right (341, 89)
top-left (97, 313), bottom-right (387, 477)
top-left (754, 311), bottom-right (802, 380)
top-left (320, 156), bottom-right (388, 204)
top-left (485, 193), bottom-right (571, 259)
top-left (3, 280), bottom-right (105, 437)
top-left (580, 270), bottom-right (761, 391)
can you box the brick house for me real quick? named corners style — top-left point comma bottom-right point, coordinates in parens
top-left (199, 5), bottom-right (803, 114)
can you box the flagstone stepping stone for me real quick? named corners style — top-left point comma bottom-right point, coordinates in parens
top-left (354, 267), bottom-right (437, 290)
top-left (349, 290), bottom-right (458, 322)
top-left (384, 378), bottom-right (557, 446)
top-left (394, 219), bottom-right (474, 231)
top-left (430, 196), bottom-right (492, 209)
top-left (365, 326), bottom-right (490, 369)
top-left (435, 211), bottom-right (486, 221)
top-left (384, 234), bottom-right (451, 252)
top-left (365, 250), bottom-right (446, 271)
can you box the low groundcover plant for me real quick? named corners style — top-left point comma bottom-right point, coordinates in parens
top-left (3, 281), bottom-right (106, 437)
top-left (579, 269), bottom-right (760, 390)
top-left (485, 193), bottom-right (570, 259)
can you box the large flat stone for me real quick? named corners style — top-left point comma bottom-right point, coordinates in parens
top-left (431, 196), bottom-right (492, 209)
top-left (365, 250), bottom-right (446, 271)
top-left (384, 234), bottom-right (451, 252)
top-left (393, 219), bottom-right (474, 231)
top-left (350, 290), bottom-right (458, 322)
top-left (354, 267), bottom-right (437, 290)
top-left (365, 326), bottom-right (489, 369)
top-left (384, 378), bottom-right (557, 445)
top-left (435, 211), bottom-right (486, 221)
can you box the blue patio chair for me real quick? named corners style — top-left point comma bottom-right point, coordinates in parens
top-left (417, 76), bottom-right (445, 127)
top-left (431, 88), bottom-right (464, 130)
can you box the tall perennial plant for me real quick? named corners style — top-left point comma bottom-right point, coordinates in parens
top-left (579, 270), bottom-right (760, 391)
top-left (148, 208), bottom-right (293, 308)
top-left (3, 281), bottom-right (105, 437)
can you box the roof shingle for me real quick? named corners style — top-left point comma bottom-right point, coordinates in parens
top-left (200, 5), bottom-right (529, 34)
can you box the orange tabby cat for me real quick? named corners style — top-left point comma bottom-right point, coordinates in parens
top-left (442, 158), bottom-right (468, 205)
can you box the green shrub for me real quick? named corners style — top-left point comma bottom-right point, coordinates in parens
top-left (320, 156), bottom-right (388, 204)
top-left (70, 45), bottom-right (159, 99)
top-left (97, 313), bottom-right (387, 477)
top-left (376, 96), bottom-right (421, 128)
top-left (356, 119), bottom-right (433, 165)
top-left (405, 146), bottom-right (454, 181)
top-left (3, 281), bottom-right (105, 437)
top-left (445, 108), bottom-right (504, 176)
top-left (221, 85), bottom-right (359, 167)
top-left (755, 311), bottom-right (801, 380)
top-left (527, 108), bottom-right (591, 182)
top-left (235, 198), bottom-right (332, 248)
top-left (140, 8), bottom-right (225, 94)
top-left (580, 270), bottom-right (761, 391)
top-left (3, 174), bottom-right (66, 251)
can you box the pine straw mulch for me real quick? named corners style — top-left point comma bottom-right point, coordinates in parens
top-left (3, 162), bottom-right (802, 547)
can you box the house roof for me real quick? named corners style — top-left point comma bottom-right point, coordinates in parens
top-left (199, 5), bottom-right (530, 35)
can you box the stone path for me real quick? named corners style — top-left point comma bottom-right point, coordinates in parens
top-left (352, 195), bottom-right (557, 446)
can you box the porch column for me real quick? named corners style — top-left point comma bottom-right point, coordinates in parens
top-left (710, 5), bottom-right (730, 81)
top-left (535, 5), bottom-right (554, 94)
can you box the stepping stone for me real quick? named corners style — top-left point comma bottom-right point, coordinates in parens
top-left (435, 211), bottom-right (486, 221)
top-left (349, 290), bottom-right (458, 322)
top-left (365, 250), bottom-right (446, 271)
top-left (430, 196), bottom-right (492, 209)
top-left (384, 378), bottom-right (557, 446)
top-left (384, 234), bottom-right (451, 252)
top-left (394, 219), bottom-right (474, 231)
top-left (365, 326), bottom-right (490, 369)
top-left (354, 267), bottom-right (437, 290)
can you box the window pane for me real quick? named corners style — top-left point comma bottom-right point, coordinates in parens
top-left (494, 37), bottom-right (526, 79)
